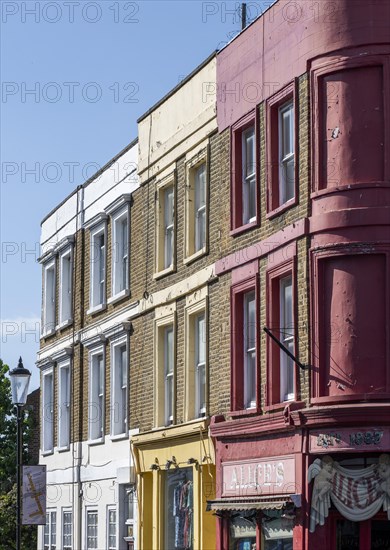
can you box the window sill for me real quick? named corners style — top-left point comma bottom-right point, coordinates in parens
top-left (153, 265), bottom-right (175, 280)
top-left (41, 449), bottom-right (54, 457)
top-left (110, 433), bottom-right (128, 442)
top-left (266, 197), bottom-right (297, 220)
top-left (229, 407), bottom-right (261, 419)
top-left (107, 289), bottom-right (130, 305)
top-left (57, 445), bottom-right (70, 453)
top-left (41, 328), bottom-right (56, 338)
top-left (230, 219), bottom-right (259, 237)
top-left (183, 247), bottom-right (207, 266)
top-left (56, 319), bottom-right (73, 331)
top-left (87, 303), bottom-right (106, 316)
top-left (87, 437), bottom-right (105, 446)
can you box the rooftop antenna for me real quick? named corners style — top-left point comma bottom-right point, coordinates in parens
top-left (241, 3), bottom-right (247, 30)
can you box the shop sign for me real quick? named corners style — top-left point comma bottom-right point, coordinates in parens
top-left (310, 428), bottom-right (389, 453)
top-left (22, 465), bottom-right (46, 525)
top-left (308, 454), bottom-right (390, 533)
top-left (222, 456), bottom-right (296, 497)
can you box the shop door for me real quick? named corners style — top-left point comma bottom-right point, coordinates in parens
top-left (335, 517), bottom-right (390, 550)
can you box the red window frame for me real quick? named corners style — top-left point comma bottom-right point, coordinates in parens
top-left (266, 257), bottom-right (297, 407)
top-left (231, 272), bottom-right (260, 414)
top-left (230, 109), bottom-right (260, 235)
top-left (266, 80), bottom-right (298, 217)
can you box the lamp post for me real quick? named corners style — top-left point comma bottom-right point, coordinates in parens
top-left (9, 357), bottom-right (31, 550)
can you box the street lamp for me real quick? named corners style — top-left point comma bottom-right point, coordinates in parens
top-left (9, 357), bottom-right (31, 550)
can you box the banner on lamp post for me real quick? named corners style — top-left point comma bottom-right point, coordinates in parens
top-left (22, 465), bottom-right (46, 525)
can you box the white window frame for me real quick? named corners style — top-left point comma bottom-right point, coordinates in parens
top-left (58, 246), bottom-right (73, 328)
top-left (195, 313), bottom-right (206, 418)
top-left (155, 176), bottom-right (175, 277)
top-left (184, 153), bottom-right (208, 263)
top-left (154, 309), bottom-right (176, 427)
top-left (88, 347), bottom-right (105, 443)
top-left (278, 100), bottom-right (295, 205)
top-left (110, 337), bottom-right (128, 438)
top-left (42, 367), bottom-right (54, 454)
top-left (107, 506), bottom-right (117, 550)
top-left (62, 508), bottom-right (72, 550)
top-left (58, 360), bottom-right (71, 450)
top-left (184, 288), bottom-right (208, 421)
top-left (86, 509), bottom-right (98, 550)
top-left (244, 291), bottom-right (256, 409)
top-left (242, 126), bottom-right (256, 225)
top-left (42, 259), bottom-right (56, 336)
top-left (280, 275), bottom-right (294, 402)
top-left (110, 205), bottom-right (130, 301)
top-left (44, 509), bottom-right (57, 550)
top-left (88, 221), bottom-right (107, 313)
top-left (164, 325), bottom-right (174, 426)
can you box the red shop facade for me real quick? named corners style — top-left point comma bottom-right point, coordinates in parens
top-left (210, 408), bottom-right (390, 550)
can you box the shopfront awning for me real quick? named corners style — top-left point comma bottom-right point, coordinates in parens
top-left (206, 496), bottom-right (292, 512)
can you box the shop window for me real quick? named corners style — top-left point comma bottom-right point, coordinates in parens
top-left (42, 259), bottom-right (56, 336)
top-left (154, 310), bottom-right (176, 427)
top-left (266, 262), bottom-right (296, 406)
top-left (266, 82), bottom-right (297, 216)
top-left (164, 468), bottom-right (193, 550)
top-left (185, 289), bottom-right (208, 421)
top-left (185, 156), bottom-right (208, 261)
top-left (107, 507), bottom-right (117, 550)
top-left (229, 511), bottom-right (257, 550)
top-left (58, 360), bottom-right (70, 450)
top-left (62, 510), bottom-right (72, 550)
top-left (155, 176), bottom-right (175, 276)
top-left (111, 340), bottom-right (128, 437)
top-left (86, 510), bottom-right (98, 549)
top-left (42, 368), bottom-right (54, 453)
top-left (261, 511), bottom-right (294, 550)
top-left (88, 349), bottom-right (105, 442)
top-left (59, 246), bottom-right (72, 326)
top-left (231, 276), bottom-right (259, 412)
top-left (231, 111), bottom-right (259, 233)
top-left (44, 510), bottom-right (57, 550)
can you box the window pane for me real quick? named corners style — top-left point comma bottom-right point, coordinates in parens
top-left (196, 314), bottom-right (206, 416)
top-left (280, 276), bottom-right (294, 401)
top-left (195, 164), bottom-right (206, 210)
top-left (165, 326), bottom-right (174, 424)
top-left (195, 163), bottom-right (206, 252)
top-left (87, 511), bottom-right (98, 549)
top-left (243, 127), bottom-right (255, 178)
top-left (244, 291), bottom-right (256, 408)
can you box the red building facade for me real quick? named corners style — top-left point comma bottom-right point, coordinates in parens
top-left (210, 1), bottom-right (390, 548)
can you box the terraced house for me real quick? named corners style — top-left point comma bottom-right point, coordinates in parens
top-left (37, 142), bottom-right (140, 550)
top-left (37, 1), bottom-right (390, 549)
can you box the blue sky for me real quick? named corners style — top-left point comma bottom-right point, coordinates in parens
top-left (0, 0), bottom-right (273, 388)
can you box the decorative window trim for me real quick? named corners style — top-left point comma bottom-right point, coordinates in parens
top-left (106, 195), bottom-right (131, 301)
top-left (110, 334), bottom-right (128, 439)
top-left (87, 219), bottom-right (108, 315)
top-left (184, 287), bottom-right (208, 421)
top-left (42, 258), bottom-right (57, 337)
top-left (266, 80), bottom-right (299, 217)
top-left (154, 308), bottom-right (176, 428)
top-left (265, 256), bottom-right (297, 407)
top-left (42, 366), bottom-right (55, 455)
top-left (57, 245), bottom-right (73, 329)
top-left (230, 273), bottom-right (260, 414)
top-left (88, 345), bottom-right (106, 445)
top-left (154, 173), bottom-right (176, 279)
top-left (184, 148), bottom-right (209, 264)
top-left (230, 109), bottom-right (260, 235)
top-left (57, 358), bottom-right (71, 452)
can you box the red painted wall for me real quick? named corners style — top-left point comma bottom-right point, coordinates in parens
top-left (217, 0), bottom-right (390, 131)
